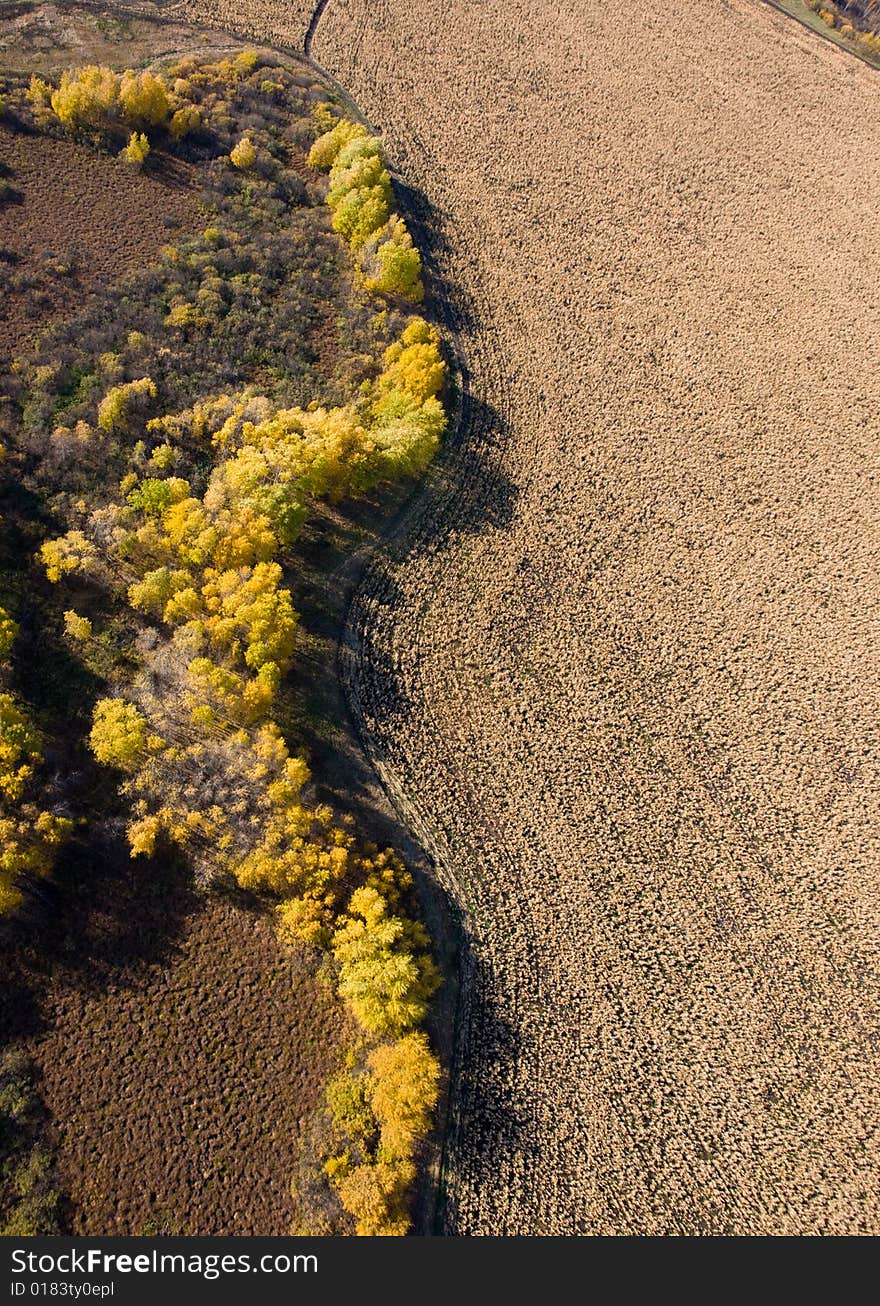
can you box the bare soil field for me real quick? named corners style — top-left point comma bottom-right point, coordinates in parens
top-left (177, 0), bottom-right (880, 1233)
top-left (3, 846), bottom-right (344, 1234)
top-left (0, 123), bottom-right (200, 356)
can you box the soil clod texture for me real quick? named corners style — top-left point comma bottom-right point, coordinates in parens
top-left (4, 848), bottom-right (344, 1235)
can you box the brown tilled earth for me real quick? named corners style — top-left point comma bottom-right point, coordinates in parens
top-left (0, 123), bottom-right (200, 356)
top-left (179, 0), bottom-right (880, 1233)
top-left (4, 848), bottom-right (344, 1235)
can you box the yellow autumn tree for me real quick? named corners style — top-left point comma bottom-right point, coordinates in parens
top-left (0, 695), bottom-right (40, 803)
top-left (230, 136), bottom-right (257, 169)
top-left (118, 69), bottom-right (171, 130)
top-left (0, 809), bottom-right (72, 916)
top-left (39, 531), bottom-right (96, 583)
top-left (376, 318), bottom-right (445, 404)
top-left (97, 377), bottom-right (157, 434)
top-left (334, 1161), bottom-right (413, 1236)
top-left (332, 886), bottom-right (439, 1038)
top-left (169, 103), bottom-right (201, 141)
top-left (365, 217), bottom-right (423, 301)
top-left (89, 699), bottom-right (149, 771)
top-left (307, 119), bottom-right (366, 172)
top-left (50, 65), bottom-right (119, 132)
top-left (0, 673), bottom-right (73, 912)
top-left (199, 562), bottom-right (297, 672)
top-left (368, 1033), bottom-right (441, 1161)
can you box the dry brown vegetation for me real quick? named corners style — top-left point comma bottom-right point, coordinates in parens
top-left (176, 0), bottom-right (880, 1233)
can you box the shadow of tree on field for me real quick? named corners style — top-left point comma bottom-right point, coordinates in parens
top-left (397, 181), bottom-right (476, 332)
top-left (432, 951), bottom-right (535, 1235)
top-left (0, 827), bottom-right (205, 1051)
top-left (284, 374), bottom-right (517, 833)
top-left (325, 172), bottom-right (524, 1229)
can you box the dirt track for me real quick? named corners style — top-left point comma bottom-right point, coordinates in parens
top-left (184, 0), bottom-right (880, 1233)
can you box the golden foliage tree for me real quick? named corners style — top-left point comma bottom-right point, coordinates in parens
top-left (122, 131), bottom-right (150, 166)
top-left (310, 118), bottom-right (425, 302)
top-left (89, 699), bottom-right (149, 771)
top-left (97, 377), bottom-right (157, 434)
top-left (307, 119), bottom-right (366, 172)
top-left (334, 1161), bottom-right (413, 1237)
top-left (0, 695), bottom-right (40, 804)
top-left (368, 1033), bottom-right (441, 1161)
top-left (332, 886), bottom-right (439, 1038)
top-left (0, 692), bottom-right (71, 914)
top-left (50, 65), bottom-right (119, 132)
top-left (38, 531), bottom-right (96, 584)
top-left (365, 217), bottom-right (424, 301)
top-left (230, 135), bottom-right (257, 169)
top-left (118, 69), bottom-right (171, 130)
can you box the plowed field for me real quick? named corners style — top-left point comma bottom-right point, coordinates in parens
top-left (170, 0), bottom-right (880, 1232)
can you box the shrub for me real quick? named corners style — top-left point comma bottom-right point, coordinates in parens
top-left (164, 302), bottom-right (204, 330)
top-left (230, 136), bottom-right (257, 169)
top-left (62, 611), bottom-right (92, 641)
top-left (326, 1069), bottom-right (377, 1150)
top-left (0, 1052), bottom-right (60, 1235)
top-left (26, 76), bottom-right (51, 111)
top-left (122, 131), bottom-right (150, 166)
